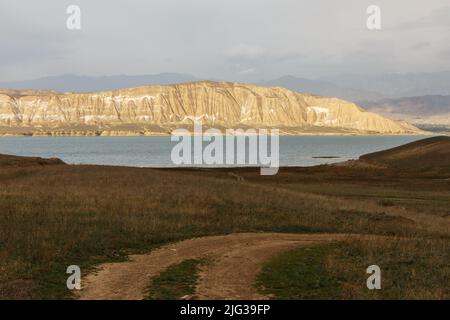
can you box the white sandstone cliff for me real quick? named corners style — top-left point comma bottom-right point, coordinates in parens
top-left (0, 81), bottom-right (423, 136)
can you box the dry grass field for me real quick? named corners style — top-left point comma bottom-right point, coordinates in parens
top-left (0, 137), bottom-right (449, 299)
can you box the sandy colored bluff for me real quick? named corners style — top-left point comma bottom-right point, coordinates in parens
top-left (0, 81), bottom-right (423, 136)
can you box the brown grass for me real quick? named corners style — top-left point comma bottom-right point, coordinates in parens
top-left (0, 161), bottom-right (449, 299)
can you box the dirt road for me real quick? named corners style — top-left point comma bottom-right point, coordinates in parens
top-left (78, 233), bottom-right (353, 300)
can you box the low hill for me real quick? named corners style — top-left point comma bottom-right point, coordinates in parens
top-left (360, 136), bottom-right (450, 173)
top-left (0, 154), bottom-right (65, 167)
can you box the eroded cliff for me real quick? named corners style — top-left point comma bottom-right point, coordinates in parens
top-left (0, 81), bottom-right (422, 136)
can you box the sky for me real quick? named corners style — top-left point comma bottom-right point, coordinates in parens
top-left (1, 0), bottom-right (450, 82)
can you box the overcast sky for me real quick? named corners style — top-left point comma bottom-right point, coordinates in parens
top-left (1, 0), bottom-right (449, 82)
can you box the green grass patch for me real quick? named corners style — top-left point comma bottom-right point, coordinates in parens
top-left (257, 243), bottom-right (343, 299)
top-left (145, 259), bottom-right (205, 300)
top-left (258, 239), bottom-right (449, 300)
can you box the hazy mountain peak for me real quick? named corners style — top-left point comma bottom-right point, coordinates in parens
top-left (0, 73), bottom-right (198, 93)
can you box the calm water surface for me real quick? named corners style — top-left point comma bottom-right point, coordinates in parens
top-left (0, 135), bottom-right (432, 167)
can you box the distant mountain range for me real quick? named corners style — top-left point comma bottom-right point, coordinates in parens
top-left (323, 71), bottom-right (450, 99)
top-left (263, 72), bottom-right (450, 101)
top-left (0, 73), bottom-right (198, 93)
top-left (361, 95), bottom-right (450, 130)
top-left (3, 71), bottom-right (450, 100)
top-left (257, 75), bottom-right (383, 102)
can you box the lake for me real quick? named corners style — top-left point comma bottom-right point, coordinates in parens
top-left (0, 135), bottom-right (432, 167)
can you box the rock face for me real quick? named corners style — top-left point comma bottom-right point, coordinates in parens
top-left (0, 81), bottom-right (422, 136)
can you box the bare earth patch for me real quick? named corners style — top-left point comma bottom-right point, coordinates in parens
top-left (78, 233), bottom-right (357, 300)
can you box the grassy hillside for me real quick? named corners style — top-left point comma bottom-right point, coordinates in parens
top-left (360, 136), bottom-right (450, 174)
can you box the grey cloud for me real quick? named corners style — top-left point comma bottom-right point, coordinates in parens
top-left (225, 44), bottom-right (267, 62)
top-left (410, 42), bottom-right (431, 50)
top-left (0, 0), bottom-right (449, 82)
top-left (393, 6), bottom-right (450, 30)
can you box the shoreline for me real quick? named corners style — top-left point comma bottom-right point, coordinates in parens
top-left (0, 131), bottom-right (432, 138)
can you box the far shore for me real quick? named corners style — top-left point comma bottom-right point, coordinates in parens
top-left (0, 131), bottom-right (432, 138)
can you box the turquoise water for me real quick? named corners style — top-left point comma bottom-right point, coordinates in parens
top-left (0, 135), bottom-right (432, 167)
